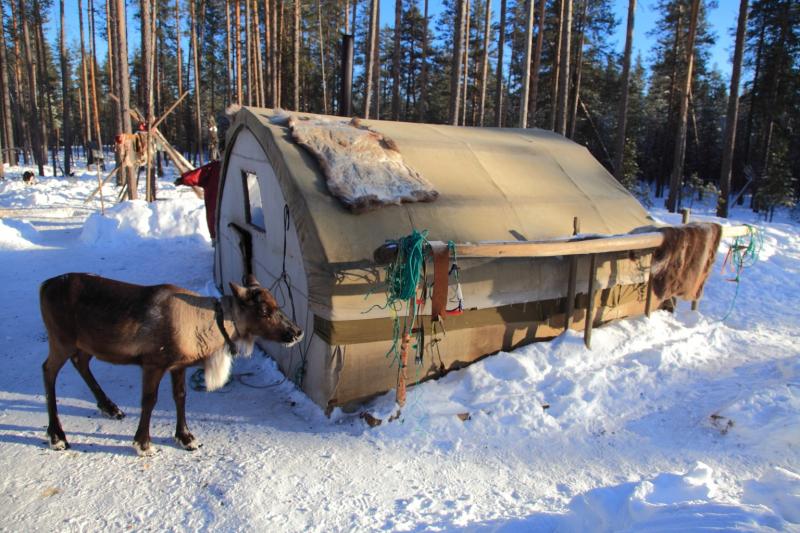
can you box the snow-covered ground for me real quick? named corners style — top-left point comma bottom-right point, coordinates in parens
top-left (0, 161), bottom-right (797, 532)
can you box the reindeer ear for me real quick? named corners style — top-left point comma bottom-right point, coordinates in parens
top-left (229, 281), bottom-right (249, 302)
top-left (244, 274), bottom-right (260, 288)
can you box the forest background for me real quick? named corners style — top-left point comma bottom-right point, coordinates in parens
top-left (0, 0), bottom-right (797, 218)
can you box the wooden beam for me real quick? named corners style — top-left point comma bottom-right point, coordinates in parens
top-left (374, 225), bottom-right (749, 263)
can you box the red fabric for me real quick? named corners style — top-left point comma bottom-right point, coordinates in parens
top-left (179, 160), bottom-right (221, 239)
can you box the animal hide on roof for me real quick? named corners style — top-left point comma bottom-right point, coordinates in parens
top-left (287, 115), bottom-right (438, 213)
top-left (650, 222), bottom-right (723, 302)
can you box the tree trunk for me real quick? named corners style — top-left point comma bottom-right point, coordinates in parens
top-left (519, 0), bottom-right (534, 128)
top-left (0, 0), bottom-right (16, 165)
top-left (528, 0), bottom-right (546, 127)
top-left (450, 0), bottom-right (465, 126)
top-left (364, 0), bottom-right (376, 118)
top-left (317, 0), bottom-right (327, 114)
top-left (613, 0), bottom-right (635, 182)
top-left (372, 0), bottom-right (380, 118)
top-left (33, 3), bottom-right (52, 174)
top-left (235, 0), bottom-right (242, 102)
top-left (460, 0), bottom-right (470, 125)
top-left (391, 0), bottom-right (401, 120)
top-left (477, 0), bottom-right (491, 126)
top-left (141, 0), bottom-right (155, 199)
top-left (78, 0), bottom-right (92, 151)
top-left (190, 0), bottom-right (202, 163)
top-left (90, 0), bottom-right (103, 166)
top-left (108, 0), bottom-right (123, 180)
top-left (494, 0), bottom-right (506, 126)
top-left (254, 0), bottom-right (264, 107)
top-left (555, 0), bottom-right (571, 135)
top-left (292, 0), bottom-right (300, 110)
top-left (19, 0), bottom-right (44, 175)
top-left (114, 0), bottom-right (135, 198)
top-left (417, 0), bottom-right (429, 121)
top-left (60, 0), bottom-right (72, 175)
top-left (225, 0), bottom-right (232, 104)
top-left (549, 0), bottom-right (562, 131)
top-left (567, 0), bottom-right (587, 139)
top-left (10, 0), bottom-right (31, 165)
top-left (716, 0), bottom-right (748, 217)
top-left (666, 0), bottom-right (700, 213)
top-left (263, 0), bottom-right (271, 106)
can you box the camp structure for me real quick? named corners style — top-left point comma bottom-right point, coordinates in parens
top-left (213, 107), bottom-right (723, 412)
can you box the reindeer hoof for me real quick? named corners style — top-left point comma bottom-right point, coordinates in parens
top-left (132, 441), bottom-right (156, 457)
top-left (49, 437), bottom-right (70, 451)
top-left (175, 434), bottom-right (200, 451)
top-left (99, 403), bottom-right (125, 420)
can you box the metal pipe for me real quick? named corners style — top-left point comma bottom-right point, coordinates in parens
top-left (340, 33), bottom-right (354, 117)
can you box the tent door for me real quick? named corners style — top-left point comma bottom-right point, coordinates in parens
top-left (228, 222), bottom-right (254, 281)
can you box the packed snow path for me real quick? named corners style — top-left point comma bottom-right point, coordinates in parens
top-left (0, 165), bottom-right (798, 531)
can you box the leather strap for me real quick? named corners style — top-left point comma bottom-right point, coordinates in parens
top-left (430, 241), bottom-right (450, 322)
top-left (215, 300), bottom-right (238, 355)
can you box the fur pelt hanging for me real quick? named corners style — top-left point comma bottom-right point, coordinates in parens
top-left (286, 114), bottom-right (438, 213)
top-left (650, 222), bottom-right (723, 302)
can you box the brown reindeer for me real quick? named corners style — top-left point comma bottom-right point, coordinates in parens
top-left (39, 273), bottom-right (302, 456)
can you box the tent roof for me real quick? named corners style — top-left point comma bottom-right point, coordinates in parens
top-left (226, 107), bottom-right (652, 265)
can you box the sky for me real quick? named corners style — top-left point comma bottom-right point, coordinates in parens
top-left (51, 0), bottom-right (738, 88)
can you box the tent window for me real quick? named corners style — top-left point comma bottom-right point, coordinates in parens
top-left (242, 171), bottom-right (265, 231)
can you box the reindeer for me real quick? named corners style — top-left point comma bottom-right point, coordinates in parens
top-left (39, 273), bottom-right (302, 456)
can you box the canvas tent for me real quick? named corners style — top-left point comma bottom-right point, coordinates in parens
top-left (214, 107), bottom-right (659, 411)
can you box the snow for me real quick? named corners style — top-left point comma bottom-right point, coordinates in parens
top-left (0, 162), bottom-right (798, 531)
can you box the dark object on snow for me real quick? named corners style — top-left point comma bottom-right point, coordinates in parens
top-left (39, 273), bottom-right (303, 456)
top-left (650, 222), bottom-right (723, 302)
top-left (22, 171), bottom-right (36, 185)
top-left (174, 160), bottom-right (221, 239)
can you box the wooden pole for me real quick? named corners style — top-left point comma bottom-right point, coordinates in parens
top-left (564, 217), bottom-right (580, 332)
top-left (396, 332), bottom-right (410, 406)
top-left (679, 208), bottom-right (700, 311)
top-left (584, 253), bottom-right (596, 349)
top-left (645, 264), bottom-right (654, 317)
top-left (153, 91), bottom-right (189, 130)
top-left (374, 225), bottom-right (749, 263)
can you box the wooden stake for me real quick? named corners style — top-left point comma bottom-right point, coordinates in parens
top-left (680, 207), bottom-right (699, 310)
top-left (153, 91), bottom-right (189, 131)
top-left (645, 261), bottom-right (654, 317)
top-left (564, 217), bottom-right (580, 332)
top-left (84, 165), bottom-right (121, 204)
top-left (396, 332), bottom-right (410, 407)
top-left (584, 253), bottom-right (597, 349)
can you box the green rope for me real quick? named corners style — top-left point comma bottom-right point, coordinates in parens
top-left (386, 230), bottom-right (429, 303)
top-left (721, 224), bottom-right (763, 321)
top-left (377, 230), bottom-right (430, 366)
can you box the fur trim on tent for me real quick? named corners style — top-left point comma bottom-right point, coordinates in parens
top-left (287, 115), bottom-right (438, 213)
top-left (651, 222), bottom-right (723, 301)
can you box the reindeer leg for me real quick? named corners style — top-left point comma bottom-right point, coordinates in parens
top-left (42, 349), bottom-right (70, 450)
top-left (132, 365), bottom-right (166, 457)
top-left (70, 351), bottom-right (125, 419)
top-left (170, 368), bottom-right (198, 451)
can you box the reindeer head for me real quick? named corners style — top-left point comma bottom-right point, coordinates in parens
top-left (228, 275), bottom-right (303, 347)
